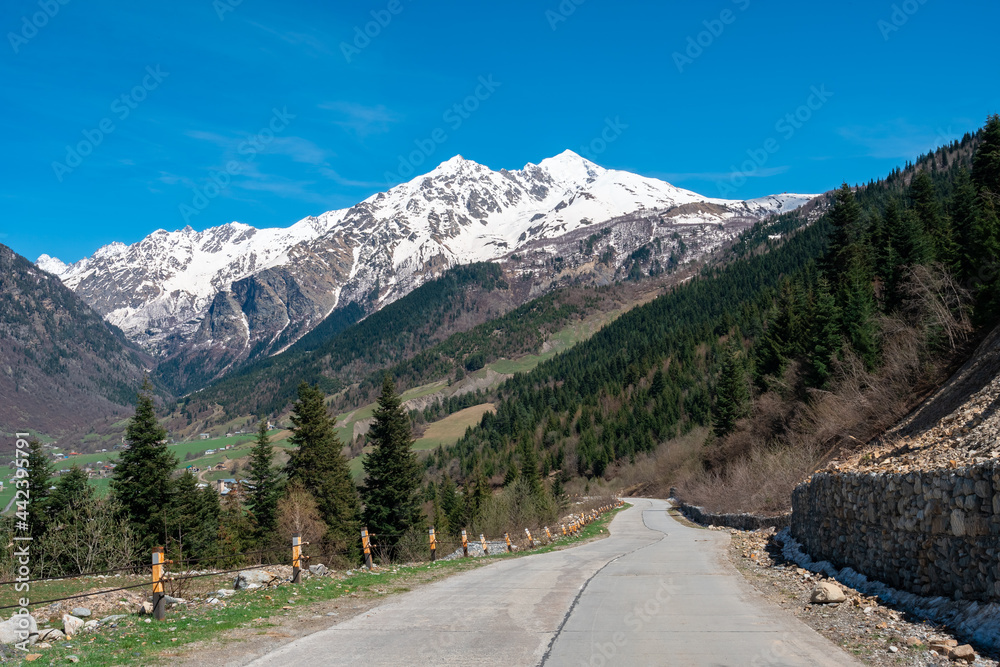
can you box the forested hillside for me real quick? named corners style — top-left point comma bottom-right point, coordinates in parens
top-left (428, 117), bottom-right (1000, 515)
top-left (0, 244), bottom-right (151, 439)
top-left (179, 263), bottom-right (515, 421)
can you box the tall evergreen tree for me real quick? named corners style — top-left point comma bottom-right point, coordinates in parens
top-left (836, 246), bottom-right (879, 369)
top-left (972, 114), bottom-right (1000, 195)
top-left (217, 492), bottom-right (255, 564)
top-left (246, 418), bottom-right (282, 541)
top-left (824, 184), bottom-right (864, 282)
top-left (909, 171), bottom-right (956, 266)
top-left (286, 382), bottom-right (361, 552)
top-left (712, 342), bottom-right (750, 438)
top-left (111, 377), bottom-right (178, 548)
top-left (438, 474), bottom-right (460, 535)
top-left (805, 277), bottom-right (842, 389)
top-left (882, 199), bottom-right (929, 308)
top-left (47, 465), bottom-right (92, 519)
top-left (24, 438), bottom-right (53, 538)
top-left (361, 376), bottom-right (424, 547)
top-left (469, 466), bottom-right (491, 521)
top-left (165, 471), bottom-right (219, 559)
top-left (952, 168), bottom-right (985, 283)
top-left (973, 195), bottom-right (1000, 325)
top-left (517, 436), bottom-right (543, 497)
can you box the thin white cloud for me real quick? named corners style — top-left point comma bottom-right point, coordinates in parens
top-left (318, 167), bottom-right (387, 189)
top-left (651, 166), bottom-right (790, 182)
top-left (266, 136), bottom-right (332, 165)
top-left (246, 20), bottom-right (335, 57)
top-left (837, 120), bottom-right (963, 160)
top-left (320, 101), bottom-right (401, 137)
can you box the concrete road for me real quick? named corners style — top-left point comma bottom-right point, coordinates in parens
top-left (246, 499), bottom-right (855, 666)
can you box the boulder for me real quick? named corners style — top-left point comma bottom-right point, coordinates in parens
top-left (71, 607), bottom-right (91, 618)
top-left (62, 615), bottom-right (84, 638)
top-left (83, 620), bottom-right (99, 631)
top-left (37, 628), bottom-right (65, 642)
top-left (0, 614), bottom-right (38, 645)
top-left (137, 601), bottom-right (154, 615)
top-left (162, 595), bottom-right (186, 607)
top-left (809, 582), bottom-right (846, 604)
top-left (309, 564), bottom-right (329, 576)
top-left (100, 614), bottom-right (127, 625)
top-left (234, 569), bottom-right (278, 590)
top-left (949, 645), bottom-right (976, 663)
top-left (216, 589), bottom-right (236, 598)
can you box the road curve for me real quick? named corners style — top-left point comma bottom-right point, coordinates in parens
top-left (246, 499), bottom-right (856, 666)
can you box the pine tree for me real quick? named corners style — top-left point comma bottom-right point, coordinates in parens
top-left (712, 342), bottom-right (750, 438)
top-left (952, 168), bottom-right (984, 282)
top-left (909, 171), bottom-right (956, 266)
top-left (438, 474), bottom-right (460, 535)
top-left (806, 277), bottom-right (842, 389)
top-left (24, 438), bottom-right (53, 538)
top-left (836, 246), bottom-right (879, 369)
top-left (47, 465), bottom-right (92, 519)
top-left (755, 280), bottom-right (805, 380)
top-left (973, 196), bottom-right (1000, 325)
top-left (470, 466), bottom-right (491, 520)
top-left (111, 377), bottom-right (178, 548)
top-left (246, 418), bottom-right (282, 542)
top-left (824, 184), bottom-right (864, 283)
top-left (972, 114), bottom-right (1000, 195)
top-left (429, 483), bottom-right (448, 537)
top-left (517, 436), bottom-right (543, 497)
top-left (882, 199), bottom-right (929, 308)
top-left (361, 376), bottom-right (424, 547)
top-left (217, 492), bottom-right (254, 564)
top-left (286, 382), bottom-right (361, 553)
top-left (165, 471), bottom-right (219, 560)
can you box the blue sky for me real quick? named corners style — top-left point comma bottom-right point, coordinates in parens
top-left (2, 0), bottom-right (998, 263)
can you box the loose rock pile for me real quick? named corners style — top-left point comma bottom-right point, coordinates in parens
top-left (730, 529), bottom-right (992, 666)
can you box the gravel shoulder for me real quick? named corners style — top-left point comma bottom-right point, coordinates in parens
top-left (727, 527), bottom-right (998, 666)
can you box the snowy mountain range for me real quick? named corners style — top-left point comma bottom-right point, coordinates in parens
top-left (38, 150), bottom-right (818, 392)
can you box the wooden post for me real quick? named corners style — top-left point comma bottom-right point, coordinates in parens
top-left (505, 532), bottom-right (512, 552)
top-left (480, 533), bottom-right (488, 555)
top-left (545, 526), bottom-right (552, 542)
top-left (561, 524), bottom-right (567, 536)
top-left (524, 528), bottom-right (534, 548)
top-left (151, 546), bottom-right (166, 621)
top-left (292, 533), bottom-right (302, 584)
top-left (362, 528), bottom-right (373, 569)
top-left (461, 529), bottom-right (469, 558)
top-left (429, 527), bottom-right (437, 562)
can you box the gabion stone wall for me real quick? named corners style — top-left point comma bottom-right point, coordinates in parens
top-left (791, 462), bottom-right (1000, 602)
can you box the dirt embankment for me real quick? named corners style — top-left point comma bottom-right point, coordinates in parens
top-left (832, 323), bottom-right (1000, 475)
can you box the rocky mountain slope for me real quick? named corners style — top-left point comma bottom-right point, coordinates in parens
top-left (0, 244), bottom-right (150, 439)
top-left (38, 151), bottom-right (817, 393)
top-left (832, 322), bottom-right (1000, 474)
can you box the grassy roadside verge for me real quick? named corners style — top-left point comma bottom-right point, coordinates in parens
top-left (9, 506), bottom-right (626, 666)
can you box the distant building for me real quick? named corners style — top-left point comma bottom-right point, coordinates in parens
top-left (200, 433), bottom-right (210, 440)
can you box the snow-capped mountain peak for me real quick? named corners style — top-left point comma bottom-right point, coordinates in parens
top-left (38, 151), bottom-right (819, 392)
